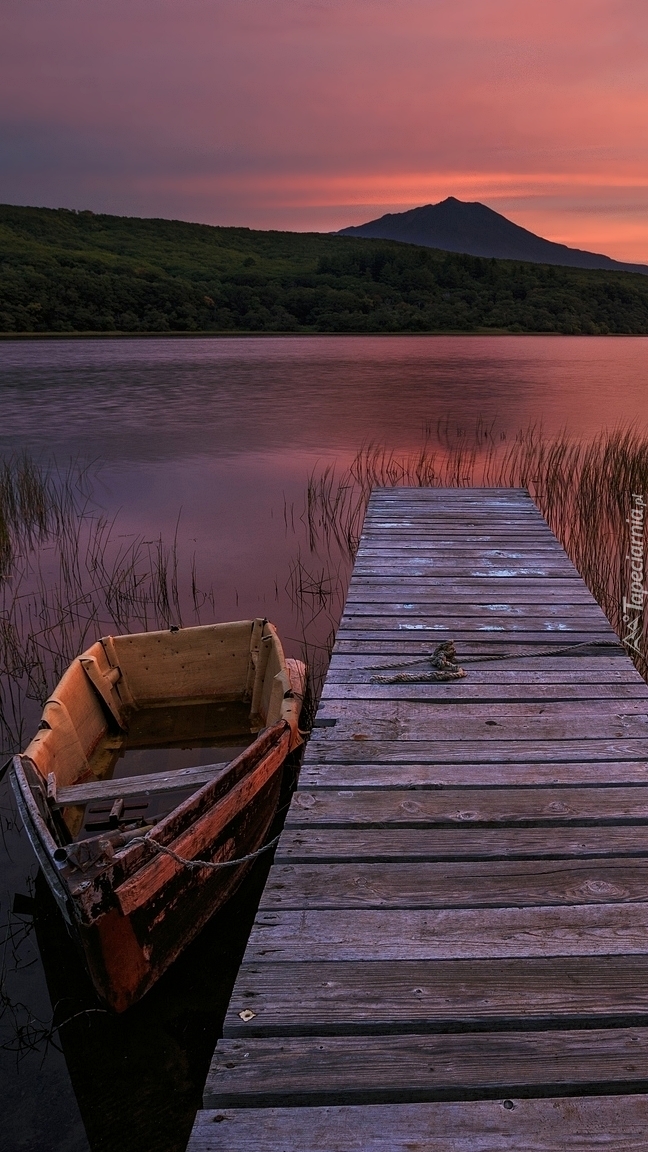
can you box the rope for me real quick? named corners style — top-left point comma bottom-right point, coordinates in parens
top-left (372, 640), bottom-right (467, 683)
top-left (369, 638), bottom-right (622, 683)
top-left (127, 832), bottom-right (281, 871)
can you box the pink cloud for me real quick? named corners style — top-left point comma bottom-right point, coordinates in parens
top-left (2, 0), bottom-right (648, 259)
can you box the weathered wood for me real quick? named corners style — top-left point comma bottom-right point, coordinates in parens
top-left (321, 682), bottom-right (648, 701)
top-left (115, 727), bottom-right (291, 915)
top-left (325, 662), bottom-right (642, 680)
top-left (275, 826), bottom-right (648, 862)
top-left (351, 567), bottom-right (583, 578)
top-left (355, 551), bottom-right (574, 564)
top-left (285, 786), bottom-right (648, 828)
top-left (56, 760), bottom-right (231, 806)
top-left (334, 622), bottom-right (613, 640)
top-left (188, 488), bottom-right (648, 1146)
top-left (188, 1096), bottom-right (648, 1152)
top-left (299, 760), bottom-right (648, 788)
top-left (260, 859), bottom-right (648, 910)
top-left (356, 534), bottom-right (568, 544)
top-left (305, 739), bottom-right (648, 763)
top-left (333, 635), bottom-right (622, 652)
top-left (344, 600), bottom-right (610, 617)
top-left (225, 956), bottom-right (648, 1035)
top-left (315, 701), bottom-right (648, 724)
top-left (204, 1028), bottom-right (648, 1106)
top-left (310, 709), bottom-right (648, 742)
top-left (348, 582), bottom-right (598, 596)
top-left (244, 904), bottom-right (648, 962)
top-left (349, 575), bottom-right (594, 588)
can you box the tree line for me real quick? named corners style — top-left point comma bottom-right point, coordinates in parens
top-left (2, 203), bottom-right (648, 335)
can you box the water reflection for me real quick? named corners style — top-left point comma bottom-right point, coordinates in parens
top-left (2, 335), bottom-right (648, 1150)
top-left (1, 335), bottom-right (648, 462)
top-left (32, 859), bottom-right (273, 1152)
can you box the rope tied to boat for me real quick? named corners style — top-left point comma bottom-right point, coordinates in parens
top-left (127, 832), bottom-right (282, 871)
top-left (369, 639), bottom-right (622, 683)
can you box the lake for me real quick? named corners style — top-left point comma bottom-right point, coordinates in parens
top-left (1, 333), bottom-right (648, 1152)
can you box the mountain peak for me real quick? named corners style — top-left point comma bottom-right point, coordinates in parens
top-left (338, 198), bottom-right (648, 275)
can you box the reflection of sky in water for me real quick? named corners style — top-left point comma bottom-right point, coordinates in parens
top-left (2, 333), bottom-right (648, 1151)
top-left (1, 334), bottom-right (648, 462)
top-left (2, 333), bottom-right (648, 649)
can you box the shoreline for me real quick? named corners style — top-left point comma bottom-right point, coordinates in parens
top-left (1, 329), bottom-right (646, 341)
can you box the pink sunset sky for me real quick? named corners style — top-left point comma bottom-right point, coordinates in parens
top-left (2, 0), bottom-right (648, 261)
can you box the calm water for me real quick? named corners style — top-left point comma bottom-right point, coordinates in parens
top-left (1, 334), bottom-right (648, 1152)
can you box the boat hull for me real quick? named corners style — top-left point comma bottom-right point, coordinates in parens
top-left (11, 619), bottom-right (305, 1012)
top-left (80, 768), bottom-right (282, 1012)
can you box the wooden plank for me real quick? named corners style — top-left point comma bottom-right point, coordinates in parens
top-left (366, 512), bottom-right (546, 519)
top-left (347, 612), bottom-right (606, 625)
top-left (356, 534), bottom-right (566, 543)
top-left (355, 553), bottom-right (573, 565)
top-left (353, 542), bottom-right (574, 553)
top-left (344, 601), bottom-right (609, 617)
top-left (357, 553), bottom-right (571, 562)
top-left (321, 683), bottom-right (648, 702)
top-left (355, 550), bottom-right (572, 562)
top-left (367, 498), bottom-right (540, 504)
top-left (314, 701), bottom-right (648, 724)
top-left (333, 636), bottom-right (622, 651)
top-left (337, 618), bottom-right (616, 635)
top-left (189, 1095), bottom-right (648, 1152)
top-left (325, 661), bottom-right (642, 679)
top-left (225, 956), bottom-right (648, 1035)
top-left (260, 859), bottom-right (648, 910)
top-left (346, 590), bottom-right (609, 605)
top-left (275, 826), bottom-right (648, 863)
top-left (285, 786), bottom-right (648, 828)
top-left (345, 590), bottom-right (606, 603)
top-left (305, 739), bottom-right (648, 763)
top-left (352, 569), bottom-right (587, 581)
top-left (350, 570), bottom-right (593, 580)
top-left (340, 609), bottom-right (611, 622)
top-left (244, 905), bottom-right (648, 963)
top-left (347, 588), bottom-right (604, 603)
top-left (310, 714), bottom-right (648, 741)
top-left (299, 761), bottom-right (648, 788)
top-left (56, 761), bottom-right (230, 805)
top-left (204, 1028), bottom-right (648, 1106)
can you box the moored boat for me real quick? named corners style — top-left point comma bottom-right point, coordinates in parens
top-left (9, 619), bottom-right (305, 1012)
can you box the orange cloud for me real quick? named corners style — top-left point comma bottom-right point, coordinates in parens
top-left (2, 0), bottom-right (648, 259)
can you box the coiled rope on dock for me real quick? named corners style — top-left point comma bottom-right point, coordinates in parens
top-left (370, 639), bottom-right (622, 683)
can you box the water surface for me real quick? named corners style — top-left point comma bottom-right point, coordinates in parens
top-left (1, 334), bottom-right (648, 1152)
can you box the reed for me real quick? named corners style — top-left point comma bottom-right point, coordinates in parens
top-left (305, 422), bottom-right (648, 679)
top-left (0, 460), bottom-right (214, 753)
top-left (285, 550), bottom-right (347, 729)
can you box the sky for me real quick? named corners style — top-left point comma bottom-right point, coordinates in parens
top-left (2, 0), bottom-right (648, 261)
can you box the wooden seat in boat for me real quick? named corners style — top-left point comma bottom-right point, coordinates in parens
top-left (53, 761), bottom-right (230, 807)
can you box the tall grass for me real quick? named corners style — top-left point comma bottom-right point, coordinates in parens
top-left (0, 463), bottom-right (214, 752)
top-left (4, 427), bottom-right (648, 750)
top-left (306, 422), bottom-right (648, 679)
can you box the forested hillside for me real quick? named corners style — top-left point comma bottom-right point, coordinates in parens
top-left (2, 203), bottom-right (648, 335)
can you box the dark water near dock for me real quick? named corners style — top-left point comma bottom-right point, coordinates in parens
top-left (1, 334), bottom-right (648, 1152)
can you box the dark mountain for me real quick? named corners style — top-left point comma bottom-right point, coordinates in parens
top-left (338, 197), bottom-right (648, 276)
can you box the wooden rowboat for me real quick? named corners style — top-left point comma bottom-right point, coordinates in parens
top-left (9, 619), bottom-right (305, 1012)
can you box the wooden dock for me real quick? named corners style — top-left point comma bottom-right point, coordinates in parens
top-left (188, 487), bottom-right (648, 1149)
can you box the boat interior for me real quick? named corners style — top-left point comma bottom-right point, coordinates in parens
top-left (19, 619), bottom-right (303, 844)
